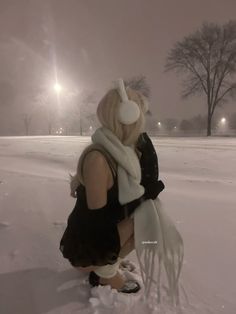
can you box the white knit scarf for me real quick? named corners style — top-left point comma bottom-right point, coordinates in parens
top-left (91, 127), bottom-right (184, 306)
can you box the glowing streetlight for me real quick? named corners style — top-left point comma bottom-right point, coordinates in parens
top-left (220, 117), bottom-right (226, 124)
top-left (53, 83), bottom-right (62, 94)
top-left (157, 122), bottom-right (161, 126)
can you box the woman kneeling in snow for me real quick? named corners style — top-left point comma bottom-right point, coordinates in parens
top-left (59, 79), bottom-right (165, 294)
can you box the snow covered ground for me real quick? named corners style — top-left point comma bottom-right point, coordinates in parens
top-left (0, 135), bottom-right (235, 314)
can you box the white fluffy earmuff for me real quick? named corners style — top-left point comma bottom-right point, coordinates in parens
top-left (115, 78), bottom-right (140, 125)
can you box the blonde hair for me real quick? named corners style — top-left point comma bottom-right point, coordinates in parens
top-left (70, 87), bottom-right (149, 197)
top-left (97, 87), bottom-right (148, 146)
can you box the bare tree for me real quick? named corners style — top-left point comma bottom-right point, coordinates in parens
top-left (125, 75), bottom-right (152, 116)
top-left (76, 91), bottom-right (97, 135)
top-left (21, 86), bottom-right (44, 135)
top-left (125, 75), bottom-right (151, 98)
top-left (34, 91), bottom-right (57, 135)
top-left (22, 113), bottom-right (33, 135)
top-left (179, 119), bottom-right (193, 131)
top-left (229, 112), bottom-right (236, 130)
top-left (190, 114), bottom-right (206, 133)
top-left (165, 21), bottom-right (236, 136)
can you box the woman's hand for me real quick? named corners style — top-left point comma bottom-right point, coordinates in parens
top-left (143, 180), bottom-right (165, 200)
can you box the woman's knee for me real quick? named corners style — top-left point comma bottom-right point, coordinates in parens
top-left (119, 233), bottom-right (135, 258)
top-left (117, 218), bottom-right (134, 247)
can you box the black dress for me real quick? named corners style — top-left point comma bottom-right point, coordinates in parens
top-left (59, 150), bottom-right (127, 267)
top-left (59, 133), bottom-right (164, 268)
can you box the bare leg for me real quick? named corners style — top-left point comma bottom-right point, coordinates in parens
top-left (117, 217), bottom-right (134, 247)
top-left (119, 234), bottom-right (135, 258)
top-left (98, 233), bottom-right (135, 289)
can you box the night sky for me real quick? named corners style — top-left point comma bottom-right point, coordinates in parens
top-left (0, 0), bottom-right (235, 131)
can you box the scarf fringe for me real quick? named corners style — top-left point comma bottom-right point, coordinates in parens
top-left (135, 199), bottom-right (184, 307)
top-left (91, 127), bottom-right (185, 308)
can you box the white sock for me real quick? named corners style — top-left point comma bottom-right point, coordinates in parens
top-left (94, 259), bottom-right (121, 279)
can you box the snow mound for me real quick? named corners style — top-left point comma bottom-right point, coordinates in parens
top-left (89, 283), bottom-right (145, 314)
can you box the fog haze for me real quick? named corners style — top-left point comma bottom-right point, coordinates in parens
top-left (0, 0), bottom-right (235, 134)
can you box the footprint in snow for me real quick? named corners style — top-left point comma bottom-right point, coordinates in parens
top-left (0, 221), bottom-right (11, 229)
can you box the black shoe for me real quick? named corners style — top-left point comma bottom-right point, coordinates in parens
top-left (88, 271), bottom-right (141, 294)
top-left (88, 270), bottom-right (102, 287)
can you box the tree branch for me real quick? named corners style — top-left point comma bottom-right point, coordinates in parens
top-left (184, 55), bottom-right (208, 94)
top-left (215, 84), bottom-right (236, 106)
top-left (212, 51), bottom-right (236, 106)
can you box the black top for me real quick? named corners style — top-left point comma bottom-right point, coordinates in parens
top-left (74, 159), bottom-right (126, 225)
top-left (59, 149), bottom-right (127, 267)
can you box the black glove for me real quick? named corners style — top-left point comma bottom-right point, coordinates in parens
top-left (136, 132), bottom-right (159, 184)
top-left (143, 180), bottom-right (165, 200)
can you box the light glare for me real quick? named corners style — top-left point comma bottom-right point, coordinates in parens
top-left (54, 83), bottom-right (62, 93)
